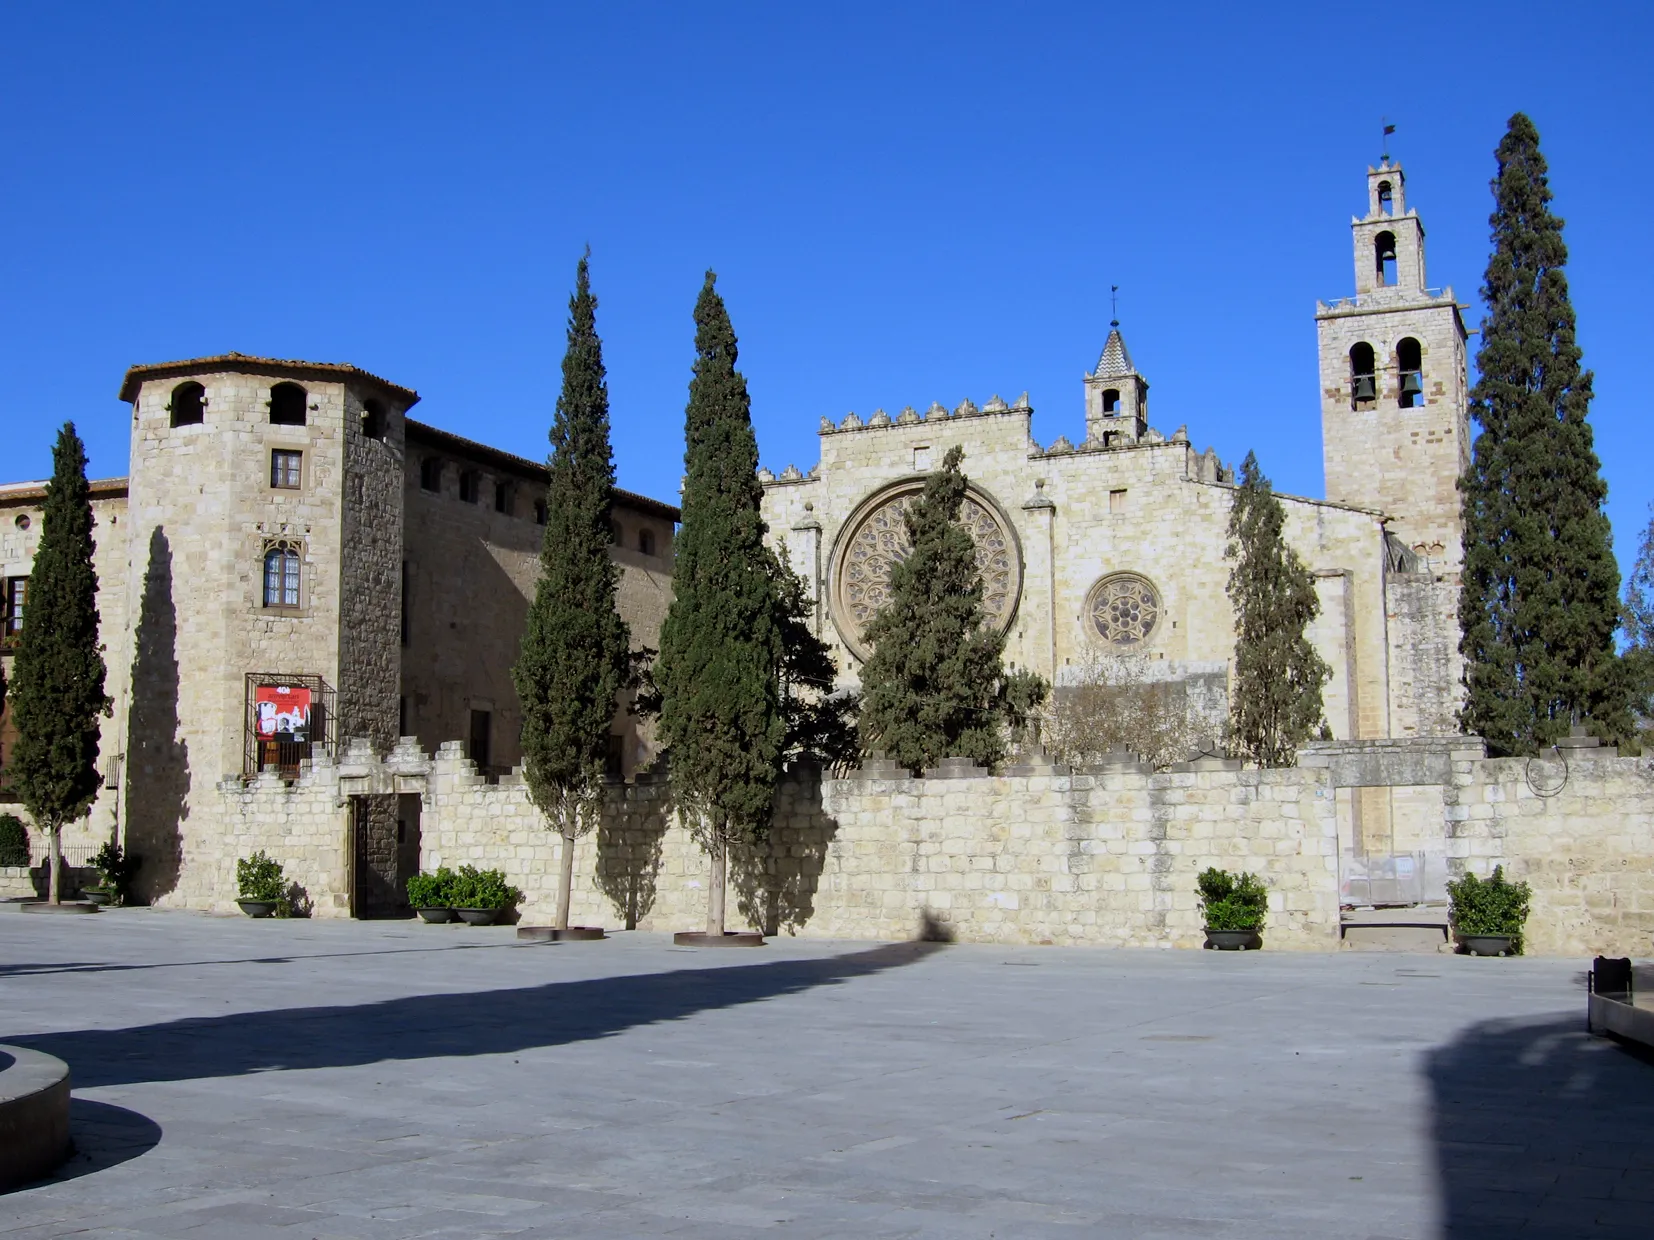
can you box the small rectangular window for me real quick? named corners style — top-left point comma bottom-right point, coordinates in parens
top-left (494, 481), bottom-right (510, 514)
top-left (1109, 488), bottom-right (1127, 514)
top-left (459, 472), bottom-right (480, 504)
top-left (3, 576), bottom-right (27, 636)
top-left (533, 499), bottom-right (547, 525)
top-left (913, 446), bottom-right (932, 471)
top-left (271, 450), bottom-right (303, 489)
top-left (400, 560), bottom-right (410, 647)
top-left (606, 733), bottom-right (625, 780)
top-left (420, 458), bottom-right (442, 493)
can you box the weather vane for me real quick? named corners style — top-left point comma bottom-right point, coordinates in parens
top-left (1382, 117), bottom-right (1396, 162)
top-left (1110, 284), bottom-right (1119, 328)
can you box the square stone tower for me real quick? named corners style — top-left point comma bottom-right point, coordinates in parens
top-left (1316, 161), bottom-right (1469, 566)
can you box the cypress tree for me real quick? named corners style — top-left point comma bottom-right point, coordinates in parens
top-left (1224, 451), bottom-right (1329, 767)
top-left (656, 272), bottom-right (787, 936)
top-left (512, 253), bottom-right (632, 931)
top-left (858, 446), bottom-right (1047, 774)
top-left (10, 423), bottom-right (110, 903)
top-left (1459, 113), bottom-right (1628, 753)
top-left (1621, 505), bottom-right (1654, 733)
top-left (773, 546), bottom-right (860, 771)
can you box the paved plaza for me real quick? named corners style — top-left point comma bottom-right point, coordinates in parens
top-left (2, 911), bottom-right (1650, 1238)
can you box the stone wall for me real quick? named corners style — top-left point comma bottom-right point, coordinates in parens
top-left (203, 736), bottom-right (1654, 955)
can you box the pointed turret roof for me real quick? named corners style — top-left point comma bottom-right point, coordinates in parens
top-left (1092, 324), bottom-right (1136, 379)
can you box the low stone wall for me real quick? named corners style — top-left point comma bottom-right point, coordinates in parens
top-left (0, 866), bottom-right (34, 900)
top-left (183, 737), bottom-right (1654, 955)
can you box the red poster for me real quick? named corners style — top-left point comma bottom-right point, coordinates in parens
top-left (254, 685), bottom-right (312, 743)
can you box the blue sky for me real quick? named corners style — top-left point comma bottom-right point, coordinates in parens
top-left (3, 3), bottom-right (1650, 568)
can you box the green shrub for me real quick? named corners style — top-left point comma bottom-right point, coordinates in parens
top-left (450, 865), bottom-right (521, 911)
top-left (0, 814), bottom-right (29, 867)
top-left (1446, 865), bottom-right (1531, 953)
top-left (1197, 866), bottom-right (1268, 931)
top-left (90, 840), bottom-right (139, 906)
top-left (236, 851), bottom-right (286, 903)
top-left (406, 867), bottom-right (457, 908)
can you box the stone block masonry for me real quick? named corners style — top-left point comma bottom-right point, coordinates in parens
top-left (209, 738), bottom-right (1654, 956)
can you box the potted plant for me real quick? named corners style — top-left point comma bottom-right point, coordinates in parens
top-left (406, 868), bottom-right (458, 923)
top-left (236, 851), bottom-right (286, 918)
top-left (86, 841), bottom-right (139, 907)
top-left (1447, 866), bottom-right (1531, 956)
top-left (1197, 866), bottom-right (1268, 950)
top-left (450, 865), bottom-right (521, 926)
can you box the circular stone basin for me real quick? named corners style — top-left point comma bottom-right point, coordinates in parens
top-left (673, 930), bottom-right (765, 947)
top-left (0, 1044), bottom-right (72, 1190)
top-left (516, 926), bottom-right (606, 942)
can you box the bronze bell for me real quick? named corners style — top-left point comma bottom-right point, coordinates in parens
top-left (1353, 374), bottom-right (1376, 401)
top-left (1401, 371), bottom-right (1424, 396)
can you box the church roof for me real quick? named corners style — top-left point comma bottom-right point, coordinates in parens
top-left (1092, 326), bottom-right (1136, 379)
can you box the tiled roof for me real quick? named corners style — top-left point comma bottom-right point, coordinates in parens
top-left (406, 419), bottom-right (680, 522)
top-left (1093, 327), bottom-right (1136, 379)
top-left (0, 477), bottom-right (129, 505)
top-left (118, 354), bottom-right (420, 405)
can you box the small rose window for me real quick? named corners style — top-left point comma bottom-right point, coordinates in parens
top-left (1087, 573), bottom-right (1161, 646)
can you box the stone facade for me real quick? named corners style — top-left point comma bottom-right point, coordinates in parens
top-left (206, 737), bottom-right (1653, 957)
top-left (760, 161), bottom-right (1464, 753)
top-left (0, 355), bottom-right (678, 911)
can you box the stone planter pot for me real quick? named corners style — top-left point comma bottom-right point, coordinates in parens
top-left (237, 899), bottom-right (278, 918)
top-left (1456, 933), bottom-right (1516, 957)
top-left (1203, 928), bottom-right (1263, 951)
top-left (83, 889), bottom-right (113, 906)
top-left (456, 907), bottom-right (502, 926)
top-left (415, 907), bottom-right (456, 924)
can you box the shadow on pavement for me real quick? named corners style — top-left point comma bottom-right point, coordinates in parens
top-left (1426, 1013), bottom-right (1654, 1238)
top-left (4, 1100), bottom-right (163, 1194)
top-left (13, 940), bottom-right (941, 1089)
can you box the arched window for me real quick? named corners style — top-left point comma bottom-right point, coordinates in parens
top-left (269, 382), bottom-right (308, 426)
top-left (1375, 232), bottom-right (1397, 286)
top-left (638, 528), bottom-right (656, 556)
top-left (170, 381), bottom-right (205, 427)
top-left (1377, 180), bottom-right (1393, 215)
top-left (1102, 388), bottom-right (1121, 414)
top-left (1397, 338), bottom-right (1424, 408)
top-left (262, 540), bottom-right (302, 608)
top-left (1349, 343), bottom-right (1377, 408)
top-left (361, 398), bottom-right (386, 440)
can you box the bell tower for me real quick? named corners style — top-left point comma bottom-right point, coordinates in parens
top-left (1316, 161), bottom-right (1469, 567)
top-left (1084, 323), bottom-right (1149, 446)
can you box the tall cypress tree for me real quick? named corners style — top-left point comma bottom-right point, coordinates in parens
top-left (656, 272), bottom-right (787, 936)
top-left (10, 423), bottom-right (110, 903)
top-left (858, 446), bottom-right (1047, 774)
top-left (512, 253), bottom-right (632, 931)
top-left (1459, 113), bottom-right (1628, 753)
top-left (1225, 451), bottom-right (1328, 767)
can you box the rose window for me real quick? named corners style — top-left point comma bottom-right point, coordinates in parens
top-left (833, 484), bottom-right (1020, 659)
top-left (1087, 573), bottom-right (1161, 646)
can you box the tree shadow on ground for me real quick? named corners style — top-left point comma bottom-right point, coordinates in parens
top-left (1427, 1013), bottom-right (1654, 1238)
top-left (124, 527), bottom-right (188, 905)
top-left (13, 940), bottom-right (942, 1089)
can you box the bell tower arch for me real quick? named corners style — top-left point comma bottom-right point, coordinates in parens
top-left (1316, 160), bottom-right (1469, 568)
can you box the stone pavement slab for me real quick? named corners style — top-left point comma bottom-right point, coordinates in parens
top-left (1, 909), bottom-right (1650, 1237)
